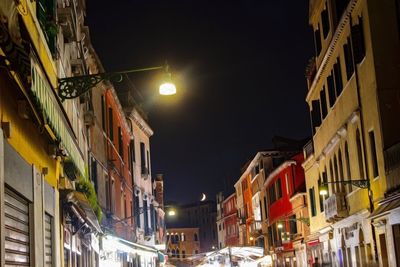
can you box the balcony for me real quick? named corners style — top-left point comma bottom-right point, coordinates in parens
top-left (324, 193), bottom-right (348, 222)
top-left (384, 142), bottom-right (400, 196)
top-left (303, 140), bottom-right (314, 160)
top-left (249, 221), bottom-right (262, 236)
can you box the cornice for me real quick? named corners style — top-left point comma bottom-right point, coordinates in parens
top-left (128, 108), bottom-right (154, 137)
top-left (306, 0), bottom-right (358, 103)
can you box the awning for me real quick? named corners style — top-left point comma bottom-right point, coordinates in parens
top-left (63, 190), bottom-right (102, 234)
top-left (369, 194), bottom-right (400, 220)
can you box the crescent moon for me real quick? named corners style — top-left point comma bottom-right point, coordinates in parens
top-left (200, 193), bottom-right (206, 202)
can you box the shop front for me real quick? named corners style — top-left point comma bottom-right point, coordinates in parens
top-left (100, 234), bottom-right (159, 267)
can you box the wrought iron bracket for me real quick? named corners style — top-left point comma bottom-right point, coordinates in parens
top-left (322, 179), bottom-right (370, 189)
top-left (58, 73), bottom-right (124, 101)
top-left (57, 65), bottom-right (165, 101)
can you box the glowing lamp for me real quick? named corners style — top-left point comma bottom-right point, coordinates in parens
top-left (319, 184), bottom-right (329, 196)
top-left (277, 222), bottom-right (283, 229)
top-left (159, 82), bottom-right (177, 95)
top-left (168, 209), bottom-right (176, 216)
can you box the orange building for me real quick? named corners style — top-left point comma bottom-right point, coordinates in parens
top-left (104, 88), bottom-right (135, 240)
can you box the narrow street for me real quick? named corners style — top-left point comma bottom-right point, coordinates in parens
top-left (0, 0), bottom-right (400, 266)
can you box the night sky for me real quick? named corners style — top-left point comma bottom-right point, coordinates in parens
top-left (86, 1), bottom-right (314, 204)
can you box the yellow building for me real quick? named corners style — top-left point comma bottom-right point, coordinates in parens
top-left (305, 0), bottom-right (400, 266)
top-left (0, 0), bottom-right (102, 266)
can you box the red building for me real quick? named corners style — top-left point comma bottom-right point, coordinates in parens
top-left (223, 193), bottom-right (239, 246)
top-left (263, 152), bottom-right (309, 266)
top-left (104, 88), bottom-right (135, 240)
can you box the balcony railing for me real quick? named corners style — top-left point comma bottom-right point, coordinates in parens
top-left (303, 140), bottom-right (314, 159)
top-left (324, 193), bottom-right (348, 222)
top-left (250, 221), bottom-right (262, 236)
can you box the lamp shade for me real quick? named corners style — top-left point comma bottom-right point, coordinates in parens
top-left (159, 82), bottom-right (176, 95)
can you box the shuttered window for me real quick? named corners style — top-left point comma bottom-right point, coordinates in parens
top-left (4, 188), bottom-right (30, 266)
top-left (343, 38), bottom-right (355, 80)
top-left (334, 59), bottom-right (343, 96)
top-left (44, 213), bottom-right (53, 267)
top-left (351, 17), bottom-right (366, 64)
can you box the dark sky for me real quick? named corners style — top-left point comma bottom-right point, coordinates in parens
top-left (86, 1), bottom-right (313, 205)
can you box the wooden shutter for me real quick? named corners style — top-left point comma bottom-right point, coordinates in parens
top-left (4, 188), bottom-right (30, 266)
top-left (44, 213), bottom-right (53, 267)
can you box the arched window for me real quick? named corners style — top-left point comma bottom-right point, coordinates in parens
top-left (176, 249), bottom-right (180, 259)
top-left (329, 160), bottom-right (335, 194)
top-left (334, 155), bottom-right (339, 192)
top-left (345, 142), bottom-right (352, 192)
top-left (181, 233), bottom-right (185, 242)
top-left (171, 249), bottom-right (176, 258)
top-left (175, 234), bottom-right (179, 243)
top-left (194, 233), bottom-right (198, 241)
top-left (356, 129), bottom-right (365, 179)
top-left (338, 149), bottom-right (345, 193)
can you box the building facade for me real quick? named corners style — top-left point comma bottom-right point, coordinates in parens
top-left (305, 0), bottom-right (400, 266)
top-left (0, 0), bottom-right (105, 266)
top-left (222, 193), bottom-right (239, 247)
top-left (263, 152), bottom-right (309, 266)
top-left (216, 192), bottom-right (226, 249)
top-left (166, 228), bottom-right (200, 264)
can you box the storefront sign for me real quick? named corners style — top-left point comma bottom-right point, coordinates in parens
top-left (30, 57), bottom-right (85, 176)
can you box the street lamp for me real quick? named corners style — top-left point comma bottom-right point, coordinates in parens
top-left (57, 62), bottom-right (176, 101)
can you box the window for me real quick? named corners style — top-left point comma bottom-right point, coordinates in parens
top-left (182, 251), bottom-right (186, 258)
top-left (351, 16), bottom-right (366, 64)
top-left (356, 129), bottom-right (365, 179)
top-left (311, 99), bottom-right (322, 132)
top-left (334, 59), bottom-right (343, 96)
top-left (268, 226), bottom-right (273, 248)
top-left (37, 0), bottom-right (56, 55)
top-left (369, 131), bottom-right (379, 178)
top-left (285, 173), bottom-right (291, 196)
top-left (289, 215), bottom-right (298, 235)
top-left (108, 108), bottom-right (113, 142)
top-left (338, 150), bottom-right (345, 192)
top-left (101, 95), bottom-right (105, 130)
top-left (309, 187), bottom-right (317, 217)
top-left (147, 150), bottom-right (151, 174)
top-left (135, 195), bottom-right (140, 228)
top-left (320, 87), bottom-right (328, 119)
top-left (269, 184), bottom-right (276, 204)
top-left (140, 142), bottom-right (147, 175)
top-left (276, 178), bottom-right (283, 199)
top-left (219, 224), bottom-right (221, 231)
top-left (318, 176), bottom-right (324, 212)
top-left (343, 38), bottom-right (355, 80)
top-left (242, 179), bottom-right (248, 191)
top-left (321, 5), bottom-right (330, 39)
top-left (194, 233), bottom-right (198, 241)
top-left (345, 142), bottom-right (352, 192)
top-left (330, 160), bottom-right (335, 194)
top-left (263, 195), bottom-right (268, 219)
top-left (118, 127), bottom-right (123, 157)
top-left (314, 27), bottom-right (322, 56)
top-left (334, 0), bottom-right (350, 23)
top-left (327, 74), bottom-right (336, 108)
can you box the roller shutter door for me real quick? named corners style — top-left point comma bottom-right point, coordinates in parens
top-left (44, 213), bottom-right (53, 266)
top-left (4, 188), bottom-right (30, 266)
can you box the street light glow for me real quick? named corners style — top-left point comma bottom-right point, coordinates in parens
top-left (168, 209), bottom-right (176, 216)
top-left (319, 184), bottom-right (328, 196)
top-left (159, 82), bottom-right (177, 95)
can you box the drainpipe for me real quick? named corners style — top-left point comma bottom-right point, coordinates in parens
top-left (349, 16), bottom-right (378, 263)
